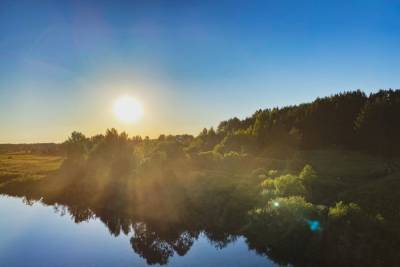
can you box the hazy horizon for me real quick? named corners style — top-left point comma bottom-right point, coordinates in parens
top-left (1, 0), bottom-right (400, 143)
top-left (0, 88), bottom-right (384, 144)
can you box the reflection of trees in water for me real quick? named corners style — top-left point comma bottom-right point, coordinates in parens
top-left (204, 230), bottom-right (238, 250)
top-left (99, 212), bottom-right (132, 236)
top-left (53, 204), bottom-right (95, 223)
top-left (5, 177), bottom-right (400, 267)
top-left (5, 192), bottom-right (400, 267)
top-left (172, 231), bottom-right (196, 256)
top-left (130, 223), bottom-right (198, 265)
top-left (49, 202), bottom-right (201, 265)
top-left (46, 200), bottom-right (247, 265)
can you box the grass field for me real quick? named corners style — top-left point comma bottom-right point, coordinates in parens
top-left (0, 153), bottom-right (63, 186)
top-left (1, 149), bottom-right (398, 208)
top-left (0, 149), bottom-right (397, 185)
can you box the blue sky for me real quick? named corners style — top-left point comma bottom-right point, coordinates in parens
top-left (1, 0), bottom-right (400, 142)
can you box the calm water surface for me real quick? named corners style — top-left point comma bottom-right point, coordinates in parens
top-left (0, 195), bottom-right (277, 267)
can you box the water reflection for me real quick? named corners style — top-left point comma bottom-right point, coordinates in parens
top-left (0, 166), bottom-right (400, 267)
top-left (130, 224), bottom-right (197, 265)
top-left (60, 205), bottom-right (243, 265)
top-left (49, 201), bottom-right (200, 265)
top-left (0, 195), bottom-right (275, 267)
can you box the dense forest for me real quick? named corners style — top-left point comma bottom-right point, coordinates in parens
top-left (189, 89), bottom-right (400, 157)
top-left (1, 89), bottom-right (400, 266)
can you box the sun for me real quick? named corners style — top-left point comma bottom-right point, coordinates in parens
top-left (113, 96), bottom-right (143, 123)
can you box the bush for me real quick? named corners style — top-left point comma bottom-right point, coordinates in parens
top-left (246, 196), bottom-right (325, 265)
top-left (261, 173), bottom-right (307, 200)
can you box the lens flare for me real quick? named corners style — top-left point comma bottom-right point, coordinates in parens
top-left (307, 220), bottom-right (320, 232)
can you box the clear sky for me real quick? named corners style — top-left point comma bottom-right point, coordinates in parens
top-left (1, 0), bottom-right (399, 143)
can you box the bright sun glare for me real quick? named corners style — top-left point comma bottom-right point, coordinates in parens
top-left (113, 96), bottom-right (143, 123)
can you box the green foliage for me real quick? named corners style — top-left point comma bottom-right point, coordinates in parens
top-left (299, 164), bottom-right (317, 181)
top-left (339, 172), bottom-right (400, 223)
top-left (250, 168), bottom-right (268, 180)
top-left (189, 90), bottom-right (400, 157)
top-left (193, 151), bottom-right (223, 168)
top-left (153, 141), bottom-right (185, 160)
top-left (260, 165), bottom-right (317, 200)
top-left (261, 174), bottom-right (306, 199)
top-left (63, 131), bottom-right (89, 160)
top-left (267, 169), bottom-right (279, 177)
top-left (328, 201), bottom-right (361, 218)
top-left (275, 174), bottom-right (307, 197)
top-left (247, 196), bottom-right (324, 265)
top-left (214, 130), bottom-right (256, 154)
top-left (322, 200), bottom-right (400, 266)
top-left (355, 90), bottom-right (400, 156)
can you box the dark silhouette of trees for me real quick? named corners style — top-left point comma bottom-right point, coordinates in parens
top-left (355, 90), bottom-right (400, 157)
top-left (189, 89), bottom-right (399, 157)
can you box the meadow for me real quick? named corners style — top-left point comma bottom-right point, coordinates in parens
top-left (0, 152), bottom-right (62, 186)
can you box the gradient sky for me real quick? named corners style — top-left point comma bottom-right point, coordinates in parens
top-left (1, 0), bottom-right (400, 143)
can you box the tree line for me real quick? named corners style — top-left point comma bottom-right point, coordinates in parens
top-left (193, 89), bottom-right (400, 157)
top-left (61, 89), bottom-right (400, 166)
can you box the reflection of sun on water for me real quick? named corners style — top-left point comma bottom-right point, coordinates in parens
top-left (113, 96), bottom-right (143, 123)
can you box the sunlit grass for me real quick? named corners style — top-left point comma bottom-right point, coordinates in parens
top-left (0, 153), bottom-right (63, 186)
